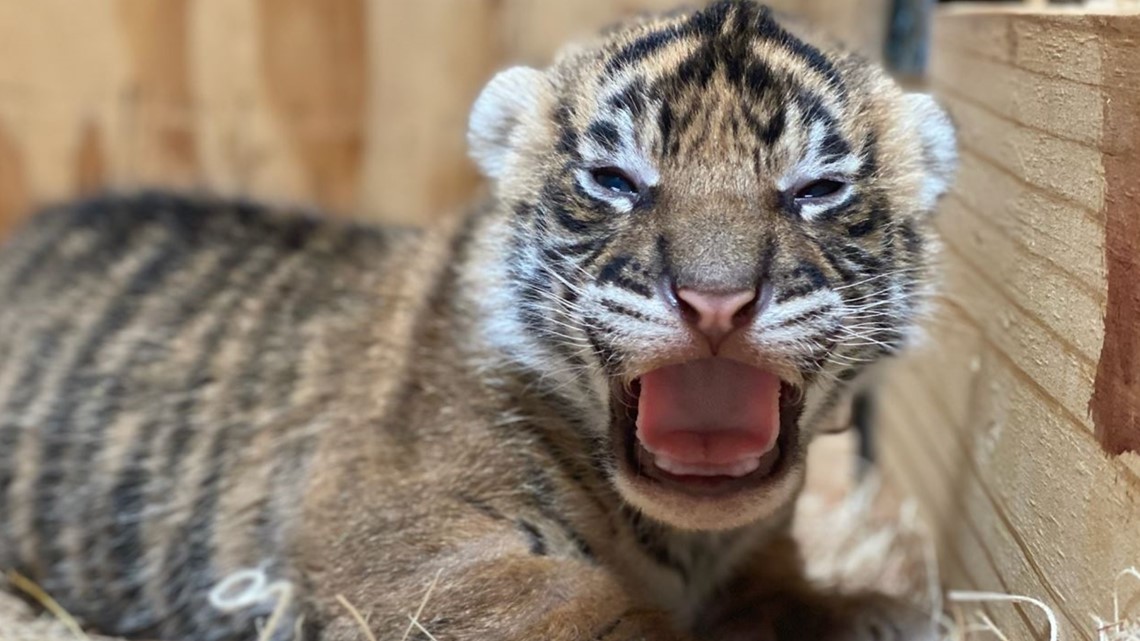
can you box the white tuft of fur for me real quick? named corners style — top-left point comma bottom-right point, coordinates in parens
top-left (468, 66), bottom-right (547, 179)
top-left (902, 93), bottom-right (958, 212)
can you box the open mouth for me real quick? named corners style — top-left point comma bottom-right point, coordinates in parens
top-left (612, 357), bottom-right (803, 497)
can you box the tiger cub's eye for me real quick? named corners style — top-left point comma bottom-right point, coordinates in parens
top-left (793, 179), bottom-right (845, 201)
top-left (590, 167), bottom-right (639, 195)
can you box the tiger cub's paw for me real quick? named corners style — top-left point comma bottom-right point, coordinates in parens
top-left (816, 592), bottom-right (938, 641)
top-left (594, 611), bottom-right (689, 641)
top-left (703, 590), bottom-right (936, 641)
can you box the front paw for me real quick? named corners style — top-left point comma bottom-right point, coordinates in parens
top-left (703, 591), bottom-right (936, 641)
top-left (801, 592), bottom-right (938, 641)
top-left (596, 610), bottom-right (689, 641)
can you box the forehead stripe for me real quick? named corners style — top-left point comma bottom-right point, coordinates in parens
top-left (818, 129), bottom-right (852, 164)
top-left (754, 19), bottom-right (848, 101)
top-left (586, 120), bottom-right (622, 154)
top-left (604, 24), bottom-right (688, 75)
top-left (602, 2), bottom-right (848, 106)
top-left (607, 77), bottom-right (650, 115)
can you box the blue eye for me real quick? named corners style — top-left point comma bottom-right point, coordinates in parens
top-left (590, 167), bottom-right (639, 195)
top-left (793, 179), bottom-right (846, 200)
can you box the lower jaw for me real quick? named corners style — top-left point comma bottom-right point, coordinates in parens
top-left (613, 381), bottom-right (803, 500)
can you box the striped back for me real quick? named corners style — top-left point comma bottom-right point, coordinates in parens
top-left (0, 193), bottom-right (413, 639)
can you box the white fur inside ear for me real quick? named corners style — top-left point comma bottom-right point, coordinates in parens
top-left (903, 93), bottom-right (958, 211)
top-left (467, 66), bottom-right (546, 179)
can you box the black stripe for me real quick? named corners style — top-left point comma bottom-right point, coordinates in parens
top-left (818, 129), bottom-right (851, 164)
top-left (250, 230), bottom-right (380, 571)
top-left (0, 205), bottom-right (80, 297)
top-left (77, 216), bottom-right (268, 617)
top-left (839, 243), bottom-right (884, 273)
top-left (625, 510), bottom-right (689, 582)
top-left (103, 221), bottom-right (306, 634)
top-left (608, 77), bottom-right (648, 115)
top-left (657, 103), bottom-right (674, 155)
top-left (898, 221), bottom-right (924, 256)
top-left (753, 6), bottom-right (848, 100)
top-left (794, 99), bottom-right (841, 165)
top-left (550, 201), bottom-right (591, 234)
top-left (586, 120), bottom-right (622, 154)
top-left (597, 253), bottom-right (655, 298)
top-left (512, 201), bottom-right (534, 219)
top-left (32, 216), bottom-right (188, 597)
top-left (582, 323), bottom-right (622, 376)
top-left (604, 24), bottom-right (687, 75)
top-left (742, 59), bottom-right (775, 99)
top-left (814, 241), bottom-right (859, 283)
top-left (600, 299), bottom-right (655, 325)
top-left (161, 222), bottom-right (335, 637)
top-left (545, 237), bottom-right (605, 260)
top-left (775, 261), bottom-right (829, 303)
top-left (0, 202), bottom-right (138, 353)
top-left (656, 235), bottom-right (674, 278)
top-left (769, 304), bottom-right (833, 331)
top-left (553, 103), bottom-right (580, 158)
top-left (522, 467), bottom-right (595, 561)
top-left (459, 495), bottom-right (507, 521)
top-left (673, 41), bottom-right (717, 89)
top-left (762, 107), bottom-right (787, 147)
top-left (687, 0), bottom-right (734, 37)
top-left (0, 327), bottom-right (65, 568)
top-left (580, 239), bottom-right (613, 272)
top-left (597, 254), bottom-right (632, 286)
top-left (513, 268), bottom-right (552, 337)
top-left (846, 197), bottom-right (887, 237)
top-left (517, 519), bottom-right (548, 556)
top-left (487, 386), bottom-right (615, 551)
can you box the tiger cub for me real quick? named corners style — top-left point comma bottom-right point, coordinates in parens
top-left (0, 1), bottom-right (956, 639)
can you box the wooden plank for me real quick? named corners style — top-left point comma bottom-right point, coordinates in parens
top-left (929, 49), bottom-right (1101, 146)
top-left (880, 7), bottom-right (1140, 637)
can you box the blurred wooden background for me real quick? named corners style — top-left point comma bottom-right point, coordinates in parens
top-left (0, 0), bottom-right (887, 236)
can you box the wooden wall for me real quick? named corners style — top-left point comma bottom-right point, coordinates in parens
top-left (0, 0), bottom-right (888, 237)
top-left (877, 6), bottom-right (1140, 640)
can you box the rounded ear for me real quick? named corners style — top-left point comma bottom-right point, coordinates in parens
top-left (467, 66), bottom-right (547, 180)
top-left (902, 93), bottom-right (958, 211)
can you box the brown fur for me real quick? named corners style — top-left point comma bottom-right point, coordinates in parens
top-left (0, 2), bottom-right (955, 639)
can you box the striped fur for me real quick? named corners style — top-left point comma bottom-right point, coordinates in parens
top-left (0, 194), bottom-right (426, 639)
top-left (0, 3), bottom-right (954, 640)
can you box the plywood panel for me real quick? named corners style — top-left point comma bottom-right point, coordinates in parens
top-left (879, 7), bottom-right (1140, 640)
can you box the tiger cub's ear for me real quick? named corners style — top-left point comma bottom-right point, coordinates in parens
top-left (902, 93), bottom-right (958, 212)
top-left (468, 66), bottom-right (548, 180)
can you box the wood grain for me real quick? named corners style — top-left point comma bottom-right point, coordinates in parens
top-left (258, 0), bottom-right (367, 213)
top-left (117, 0), bottom-right (200, 186)
top-left (879, 7), bottom-right (1140, 640)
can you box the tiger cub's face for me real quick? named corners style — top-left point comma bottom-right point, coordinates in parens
top-left (468, 0), bottom-right (956, 530)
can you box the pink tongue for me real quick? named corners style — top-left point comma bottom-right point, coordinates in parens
top-left (636, 358), bottom-right (780, 466)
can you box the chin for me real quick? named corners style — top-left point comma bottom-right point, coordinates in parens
top-left (607, 356), bottom-right (812, 531)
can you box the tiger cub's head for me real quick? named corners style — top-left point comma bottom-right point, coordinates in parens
top-left (467, 0), bottom-right (956, 531)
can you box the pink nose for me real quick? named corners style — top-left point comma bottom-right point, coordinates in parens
top-left (675, 287), bottom-right (758, 350)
